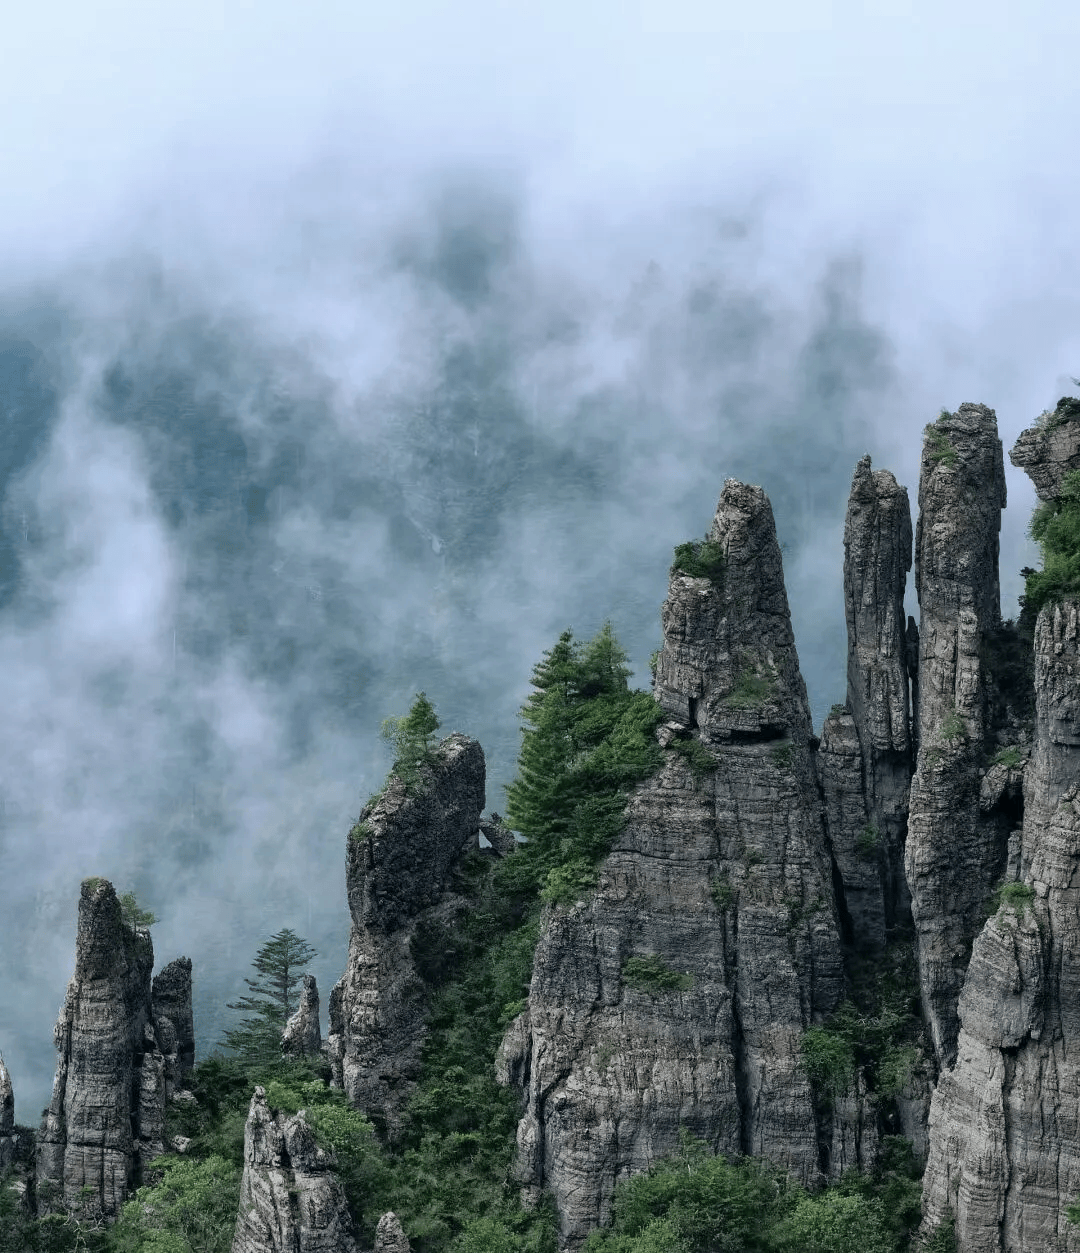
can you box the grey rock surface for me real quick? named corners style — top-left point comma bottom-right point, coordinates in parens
top-left (905, 404), bottom-right (1010, 1067)
top-left (505, 481), bottom-right (845, 1246)
top-left (327, 734), bottom-right (485, 1133)
top-left (919, 599), bottom-right (1080, 1252)
top-left (283, 974), bottom-right (322, 1059)
top-left (231, 1086), bottom-right (358, 1253)
top-left (0, 1054), bottom-right (13, 1171)
top-left (1008, 407), bottom-right (1080, 500)
top-left (152, 956), bottom-right (195, 1096)
top-left (841, 456), bottom-right (914, 935)
top-left (36, 878), bottom-right (191, 1216)
top-left (372, 1211), bottom-right (411, 1252)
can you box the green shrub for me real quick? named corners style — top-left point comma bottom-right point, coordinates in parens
top-left (670, 736), bottom-right (717, 784)
top-left (940, 709), bottom-right (966, 742)
top-left (770, 743), bottom-right (794, 769)
top-left (992, 880), bottom-right (1035, 914)
top-left (119, 890), bottom-right (158, 929)
top-left (855, 825), bottom-right (880, 860)
top-left (348, 820), bottom-right (374, 843)
top-left (671, 537), bottom-right (725, 583)
top-left (380, 691), bottom-right (442, 793)
top-left (925, 425), bottom-right (958, 467)
top-left (1024, 468), bottom-right (1080, 614)
top-left (828, 703), bottom-right (848, 719)
top-left (801, 1026), bottom-right (856, 1098)
top-left (990, 746), bottom-right (1023, 769)
top-left (541, 859), bottom-right (599, 906)
top-left (724, 667), bottom-right (776, 709)
top-left (922, 1218), bottom-right (958, 1252)
top-left (710, 877), bottom-right (736, 912)
top-left (622, 955), bottom-right (693, 993)
top-left (110, 1155), bottom-right (241, 1253)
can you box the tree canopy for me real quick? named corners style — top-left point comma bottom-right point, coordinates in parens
top-left (220, 928), bottom-right (318, 1063)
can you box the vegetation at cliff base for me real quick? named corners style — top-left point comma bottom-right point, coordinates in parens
top-left (1024, 468), bottom-right (1080, 615)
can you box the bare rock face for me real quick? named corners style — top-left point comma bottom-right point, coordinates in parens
top-left (919, 599), bottom-right (1080, 1252)
top-left (905, 405), bottom-right (1010, 1067)
top-left (505, 481), bottom-right (845, 1247)
top-left (1008, 403), bottom-right (1080, 500)
top-left (36, 878), bottom-right (193, 1217)
top-left (373, 1211), bottom-right (411, 1252)
top-left (152, 956), bottom-right (195, 1097)
top-left (327, 734), bottom-right (485, 1133)
top-left (841, 456), bottom-right (914, 937)
top-left (231, 1086), bottom-right (358, 1253)
top-left (0, 1054), bottom-right (13, 1171)
top-left (283, 975), bottom-right (322, 1059)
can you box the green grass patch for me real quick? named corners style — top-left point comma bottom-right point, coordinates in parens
top-left (990, 746), bottom-right (1023, 769)
top-left (925, 425), bottom-right (958, 467)
top-left (940, 709), bottom-right (966, 742)
top-left (992, 880), bottom-right (1035, 914)
top-left (724, 667), bottom-right (777, 709)
top-left (622, 954), bottom-right (693, 993)
top-left (710, 876), bottom-right (736, 912)
top-left (670, 736), bottom-right (718, 784)
top-left (770, 743), bottom-right (794, 769)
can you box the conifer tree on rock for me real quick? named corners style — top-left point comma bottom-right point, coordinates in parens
top-left (222, 929), bottom-right (318, 1064)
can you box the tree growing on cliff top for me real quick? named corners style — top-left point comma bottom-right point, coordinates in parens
top-left (381, 690), bottom-right (441, 791)
top-left (221, 928), bottom-right (318, 1063)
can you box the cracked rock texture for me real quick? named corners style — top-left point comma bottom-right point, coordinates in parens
top-left (327, 734), bottom-right (485, 1134)
top-left (36, 878), bottom-right (190, 1217)
top-left (905, 405), bottom-right (1011, 1068)
top-left (372, 1211), bottom-right (411, 1252)
top-left (231, 1086), bottom-right (358, 1253)
top-left (1009, 407), bottom-right (1080, 500)
top-left (503, 481), bottom-right (845, 1247)
top-left (152, 956), bottom-right (195, 1098)
top-left (283, 975), bottom-right (322, 1059)
top-left (0, 1055), bottom-right (13, 1171)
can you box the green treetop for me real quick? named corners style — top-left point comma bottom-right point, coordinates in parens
top-left (221, 927), bottom-right (318, 1063)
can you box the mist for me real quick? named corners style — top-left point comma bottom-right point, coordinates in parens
top-left (1, 0), bottom-right (1077, 1120)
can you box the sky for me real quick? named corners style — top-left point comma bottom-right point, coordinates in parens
top-left (1, 0), bottom-right (1077, 1120)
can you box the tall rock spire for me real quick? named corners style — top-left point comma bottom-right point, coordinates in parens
top-left (905, 404), bottom-right (1008, 1067)
top-left (0, 1053), bottom-right (13, 1171)
top-left (502, 480), bottom-right (844, 1247)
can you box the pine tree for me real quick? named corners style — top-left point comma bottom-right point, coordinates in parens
top-left (381, 691), bottom-right (442, 790)
top-left (221, 928), bottom-right (318, 1063)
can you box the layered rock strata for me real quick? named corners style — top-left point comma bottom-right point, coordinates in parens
top-left (917, 414), bottom-right (1080, 1251)
top-left (36, 878), bottom-right (192, 1216)
top-left (327, 734), bottom-right (485, 1134)
top-left (502, 481), bottom-right (846, 1247)
top-left (904, 405), bottom-right (1010, 1067)
top-left (231, 1086), bottom-right (358, 1253)
top-left (282, 975), bottom-right (322, 1059)
top-left (152, 956), bottom-right (195, 1096)
top-left (0, 1055), bottom-right (13, 1171)
top-left (836, 456), bottom-right (915, 942)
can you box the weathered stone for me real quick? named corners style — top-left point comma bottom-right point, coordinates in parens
top-left (36, 878), bottom-right (193, 1217)
top-left (153, 956), bottom-right (195, 1096)
top-left (905, 405), bottom-right (1009, 1067)
top-left (231, 1086), bottom-right (358, 1253)
top-left (505, 481), bottom-right (845, 1246)
top-left (1008, 406), bottom-right (1080, 500)
top-left (327, 734), bottom-right (485, 1133)
top-left (283, 975), bottom-right (322, 1059)
top-left (0, 1054), bottom-right (13, 1171)
top-left (919, 598), bottom-right (1080, 1252)
top-left (479, 812), bottom-right (517, 857)
top-left (373, 1211), bottom-right (411, 1253)
top-left (841, 456), bottom-right (914, 934)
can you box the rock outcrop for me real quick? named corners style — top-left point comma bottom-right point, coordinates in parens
top-left (916, 413), bottom-right (1080, 1251)
top-left (152, 956), bottom-right (195, 1096)
top-left (282, 975), bottom-right (322, 1059)
top-left (0, 1054), bottom-right (13, 1171)
top-left (373, 1211), bottom-right (411, 1252)
top-left (904, 405), bottom-right (1010, 1068)
top-left (36, 878), bottom-right (192, 1216)
top-left (231, 1086), bottom-right (358, 1253)
top-left (502, 481), bottom-right (846, 1246)
top-left (327, 734), bottom-right (485, 1134)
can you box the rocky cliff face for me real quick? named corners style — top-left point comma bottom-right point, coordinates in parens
top-left (904, 405), bottom-right (1012, 1068)
top-left (36, 878), bottom-right (193, 1217)
top-left (152, 956), bottom-right (195, 1097)
top-left (501, 481), bottom-right (846, 1247)
top-left (819, 456), bottom-right (915, 952)
top-left (0, 1055), bottom-right (13, 1172)
top-left (231, 1086), bottom-right (358, 1253)
top-left (283, 974), bottom-right (322, 1059)
top-left (327, 734), bottom-right (485, 1134)
top-left (918, 414), bottom-right (1080, 1252)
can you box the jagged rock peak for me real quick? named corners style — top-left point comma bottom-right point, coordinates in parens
top-left (654, 477), bottom-right (811, 745)
top-left (231, 1086), bottom-right (357, 1253)
top-left (282, 974), bottom-right (322, 1058)
top-left (327, 734), bottom-right (485, 1132)
top-left (0, 1053), bottom-right (13, 1170)
top-left (479, 812), bottom-right (517, 856)
top-left (152, 955), bottom-right (195, 1097)
top-left (1009, 398), bottom-right (1080, 500)
top-left (36, 878), bottom-right (187, 1217)
top-left (920, 598), bottom-right (1080, 1251)
top-left (373, 1211), bottom-right (411, 1252)
top-left (906, 404), bottom-right (1009, 1068)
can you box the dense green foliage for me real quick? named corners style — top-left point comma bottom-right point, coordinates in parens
top-left (925, 414), bottom-right (959, 468)
top-left (992, 880), bottom-right (1036, 914)
top-left (671, 536), bottom-right (726, 583)
top-left (581, 1133), bottom-right (922, 1253)
top-left (1024, 468), bottom-right (1080, 614)
top-left (724, 664), bottom-right (777, 709)
top-left (220, 928), bottom-right (318, 1063)
top-left (118, 891), bottom-right (158, 929)
top-left (622, 954), bottom-right (693, 993)
top-left (381, 691), bottom-right (442, 791)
